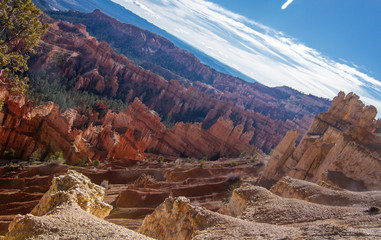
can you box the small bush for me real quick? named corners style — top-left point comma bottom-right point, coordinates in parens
top-left (4, 148), bottom-right (15, 159)
top-left (186, 157), bottom-right (198, 163)
top-left (201, 156), bottom-right (208, 162)
top-left (45, 152), bottom-right (66, 165)
top-left (230, 161), bottom-right (238, 167)
top-left (157, 156), bottom-right (164, 163)
top-left (251, 153), bottom-right (259, 161)
top-left (200, 163), bottom-right (205, 168)
top-left (29, 149), bottom-right (42, 162)
top-left (239, 150), bottom-right (248, 158)
top-left (93, 159), bottom-right (100, 167)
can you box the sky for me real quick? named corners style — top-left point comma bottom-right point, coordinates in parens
top-left (111, 0), bottom-right (381, 117)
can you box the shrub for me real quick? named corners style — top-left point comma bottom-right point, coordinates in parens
top-left (0, 101), bottom-right (4, 112)
top-left (230, 161), bottom-right (238, 167)
top-left (239, 150), bottom-right (248, 158)
top-left (93, 159), bottom-right (100, 167)
top-left (186, 157), bottom-right (197, 163)
top-left (29, 149), bottom-right (42, 162)
top-left (4, 148), bottom-right (15, 159)
top-left (45, 152), bottom-right (66, 165)
top-left (157, 155), bottom-right (164, 163)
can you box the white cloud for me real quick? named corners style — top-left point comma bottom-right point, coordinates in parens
top-left (111, 0), bottom-right (381, 118)
top-left (282, 0), bottom-right (294, 10)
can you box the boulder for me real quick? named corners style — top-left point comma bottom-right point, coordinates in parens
top-left (31, 170), bottom-right (112, 218)
top-left (4, 170), bottom-right (152, 240)
top-left (270, 176), bottom-right (381, 207)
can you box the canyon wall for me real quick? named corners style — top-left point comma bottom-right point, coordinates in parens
top-left (0, 75), bottom-right (254, 162)
top-left (29, 13), bottom-right (331, 153)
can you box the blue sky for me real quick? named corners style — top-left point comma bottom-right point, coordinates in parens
top-left (209, 0), bottom-right (381, 81)
top-left (111, 0), bottom-right (381, 117)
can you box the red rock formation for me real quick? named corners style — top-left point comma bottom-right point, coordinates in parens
top-left (262, 92), bottom-right (381, 190)
top-left (102, 98), bottom-right (253, 158)
top-left (0, 78), bottom-right (144, 163)
top-left (30, 14), bottom-right (330, 153)
top-left (51, 10), bottom-right (331, 122)
top-left (0, 75), bottom-right (256, 164)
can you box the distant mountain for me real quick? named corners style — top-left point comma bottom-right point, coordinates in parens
top-left (32, 0), bottom-right (255, 82)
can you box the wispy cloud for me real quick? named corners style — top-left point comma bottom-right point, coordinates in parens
top-left (112, 0), bottom-right (381, 117)
top-left (282, 0), bottom-right (294, 10)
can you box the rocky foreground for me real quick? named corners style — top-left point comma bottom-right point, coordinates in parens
top-left (2, 168), bottom-right (380, 239)
top-left (4, 170), bottom-right (151, 239)
top-left (0, 155), bottom-right (261, 235)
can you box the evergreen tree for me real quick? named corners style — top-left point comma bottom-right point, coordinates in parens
top-left (0, 0), bottom-right (48, 92)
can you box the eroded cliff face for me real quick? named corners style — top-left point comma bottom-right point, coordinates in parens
top-left (262, 92), bottom-right (381, 190)
top-left (0, 74), bottom-right (255, 162)
top-left (28, 13), bottom-right (331, 153)
top-left (100, 98), bottom-right (254, 158)
top-left (0, 79), bottom-right (146, 164)
top-left (47, 9), bottom-right (331, 122)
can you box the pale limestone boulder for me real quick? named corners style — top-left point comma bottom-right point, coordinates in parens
top-left (271, 176), bottom-right (381, 207)
top-left (139, 196), bottom-right (300, 240)
top-left (31, 170), bottom-right (112, 218)
top-left (5, 204), bottom-right (152, 240)
top-left (4, 170), bottom-right (153, 240)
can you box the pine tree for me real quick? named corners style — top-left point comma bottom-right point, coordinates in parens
top-left (0, 0), bottom-right (48, 92)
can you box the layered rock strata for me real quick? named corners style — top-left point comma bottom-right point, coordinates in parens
top-left (0, 80), bottom-right (144, 164)
top-left (0, 155), bottom-right (263, 233)
top-left (262, 92), bottom-right (381, 190)
top-left (0, 76), bottom-right (256, 164)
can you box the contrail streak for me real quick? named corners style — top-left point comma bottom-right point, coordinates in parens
top-left (282, 0), bottom-right (294, 10)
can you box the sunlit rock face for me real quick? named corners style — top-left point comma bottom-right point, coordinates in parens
top-left (4, 170), bottom-right (152, 240)
top-left (262, 92), bottom-right (381, 190)
top-left (30, 170), bottom-right (112, 218)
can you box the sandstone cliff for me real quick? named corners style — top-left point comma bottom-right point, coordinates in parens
top-left (48, 9), bottom-right (331, 122)
top-left (0, 77), bottom-right (146, 164)
top-left (262, 92), bottom-right (381, 190)
top-left (0, 76), bottom-right (257, 162)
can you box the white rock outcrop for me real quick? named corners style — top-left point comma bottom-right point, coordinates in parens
top-left (31, 170), bottom-right (112, 218)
